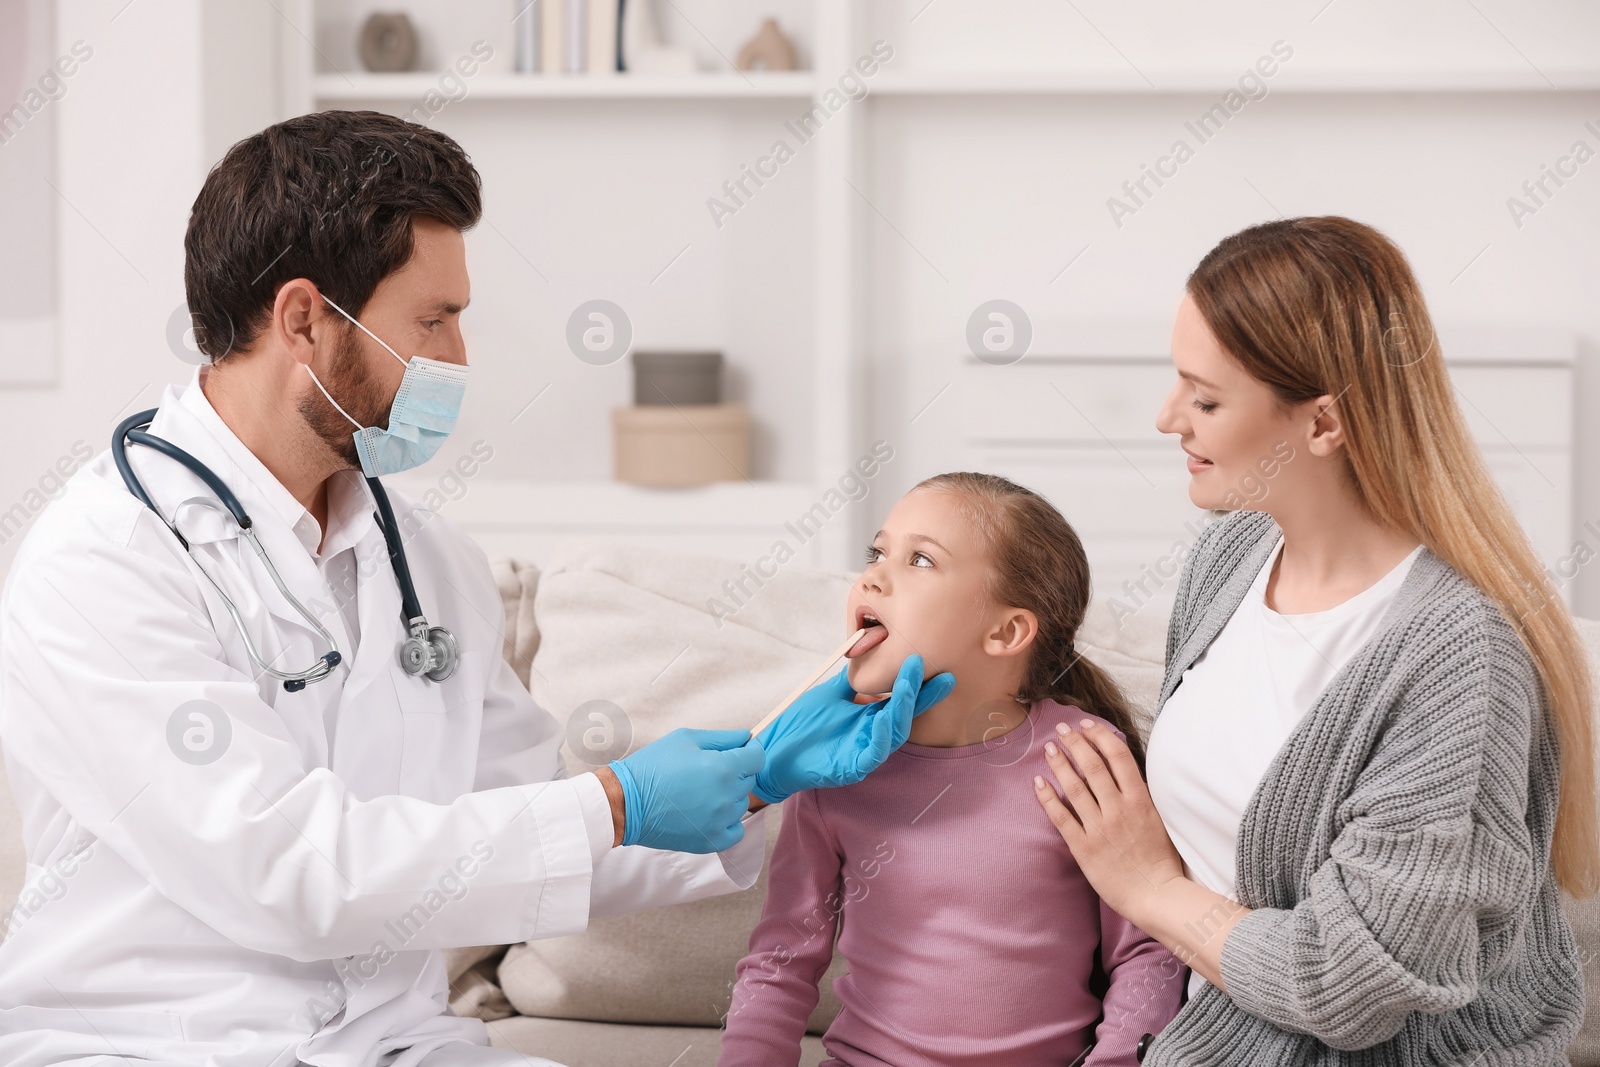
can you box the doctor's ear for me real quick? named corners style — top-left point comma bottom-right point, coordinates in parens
top-left (272, 279), bottom-right (333, 368)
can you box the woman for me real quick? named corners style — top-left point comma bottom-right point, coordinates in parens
top-left (1031, 216), bottom-right (1596, 1064)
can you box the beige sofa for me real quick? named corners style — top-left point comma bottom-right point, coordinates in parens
top-left (0, 541), bottom-right (1594, 1065)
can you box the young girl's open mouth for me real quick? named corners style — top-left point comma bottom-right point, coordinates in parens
top-left (846, 605), bottom-right (889, 658)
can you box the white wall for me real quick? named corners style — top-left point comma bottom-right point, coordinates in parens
top-left (3, 0), bottom-right (1599, 613)
top-left (867, 89), bottom-right (1600, 482)
top-left (0, 0), bottom-right (204, 573)
top-left (0, 0), bottom-right (62, 385)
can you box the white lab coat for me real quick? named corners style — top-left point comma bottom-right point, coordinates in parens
top-left (0, 369), bottom-right (767, 1067)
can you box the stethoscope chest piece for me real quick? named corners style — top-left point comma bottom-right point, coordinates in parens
top-left (401, 620), bottom-right (459, 682)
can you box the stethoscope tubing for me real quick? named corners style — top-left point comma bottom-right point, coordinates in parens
top-left (111, 407), bottom-right (447, 692)
top-left (366, 471), bottom-right (426, 626)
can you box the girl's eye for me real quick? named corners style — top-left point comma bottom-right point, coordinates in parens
top-left (863, 546), bottom-right (933, 568)
top-left (1192, 398), bottom-right (1217, 414)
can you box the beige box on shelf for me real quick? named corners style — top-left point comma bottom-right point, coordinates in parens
top-left (612, 404), bottom-right (750, 486)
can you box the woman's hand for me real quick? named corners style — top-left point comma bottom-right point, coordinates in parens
top-left (1032, 717), bottom-right (1252, 988)
top-left (1032, 718), bottom-right (1186, 922)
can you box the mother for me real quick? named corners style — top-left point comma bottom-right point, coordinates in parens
top-left (1032, 216), bottom-right (1596, 1064)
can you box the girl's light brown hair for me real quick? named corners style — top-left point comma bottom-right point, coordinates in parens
top-left (1188, 215), bottom-right (1598, 897)
top-left (911, 472), bottom-right (1146, 768)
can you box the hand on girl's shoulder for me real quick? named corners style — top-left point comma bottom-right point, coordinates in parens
top-left (1049, 702), bottom-right (1126, 742)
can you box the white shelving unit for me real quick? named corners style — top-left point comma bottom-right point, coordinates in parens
top-left (867, 68), bottom-right (1600, 95)
top-left (311, 71), bottom-right (818, 100)
top-left (272, 1), bottom-right (1595, 575)
top-left (275, 0), bottom-right (871, 570)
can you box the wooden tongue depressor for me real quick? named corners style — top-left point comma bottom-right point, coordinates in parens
top-left (740, 627), bottom-right (868, 825)
top-left (749, 628), bottom-right (867, 739)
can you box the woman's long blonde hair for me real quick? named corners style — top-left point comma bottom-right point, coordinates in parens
top-left (1188, 216), bottom-right (1598, 897)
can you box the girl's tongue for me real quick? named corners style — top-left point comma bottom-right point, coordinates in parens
top-left (845, 623), bottom-right (889, 658)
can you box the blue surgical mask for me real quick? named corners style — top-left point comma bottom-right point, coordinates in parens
top-left (308, 294), bottom-right (468, 478)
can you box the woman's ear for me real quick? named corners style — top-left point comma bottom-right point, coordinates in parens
top-left (1305, 391), bottom-right (1347, 458)
top-left (983, 607), bottom-right (1038, 659)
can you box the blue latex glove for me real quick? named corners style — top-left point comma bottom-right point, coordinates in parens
top-left (751, 653), bottom-right (956, 804)
top-left (609, 728), bottom-right (764, 853)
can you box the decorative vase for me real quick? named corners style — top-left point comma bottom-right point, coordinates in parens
top-left (358, 12), bottom-right (417, 73)
top-left (736, 18), bottom-right (797, 72)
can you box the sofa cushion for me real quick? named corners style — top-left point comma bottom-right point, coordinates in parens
top-left (484, 1013), bottom-right (833, 1067)
top-left (519, 542), bottom-right (856, 767)
top-left (495, 542), bottom-right (856, 1030)
top-left (1074, 591), bottom-right (1171, 739)
top-left (492, 557), bottom-right (543, 690)
top-left (498, 794), bottom-right (849, 1034)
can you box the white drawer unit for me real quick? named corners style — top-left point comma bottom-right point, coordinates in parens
top-left (957, 325), bottom-right (1576, 611)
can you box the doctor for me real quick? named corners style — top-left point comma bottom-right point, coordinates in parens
top-left (0, 110), bottom-right (953, 1067)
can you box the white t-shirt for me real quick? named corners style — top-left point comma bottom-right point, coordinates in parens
top-left (1146, 535), bottom-right (1423, 998)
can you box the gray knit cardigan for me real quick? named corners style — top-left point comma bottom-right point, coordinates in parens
top-left (1142, 509), bottom-right (1583, 1066)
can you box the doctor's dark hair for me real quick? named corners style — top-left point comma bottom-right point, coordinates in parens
top-left (911, 472), bottom-right (1146, 769)
top-left (183, 109), bottom-right (483, 362)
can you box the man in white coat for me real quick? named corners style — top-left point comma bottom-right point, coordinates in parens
top-left (0, 111), bottom-right (951, 1067)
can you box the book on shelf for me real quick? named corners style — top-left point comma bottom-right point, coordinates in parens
top-left (539, 0), bottom-right (561, 72)
top-left (588, 0), bottom-right (618, 75)
top-left (523, 0), bottom-right (619, 74)
top-left (513, 0), bottom-right (539, 72)
top-left (564, 0), bottom-right (585, 73)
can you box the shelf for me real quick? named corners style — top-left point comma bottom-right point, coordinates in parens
top-left (313, 71), bottom-right (817, 101)
top-left (314, 68), bottom-right (1600, 104)
top-left (868, 68), bottom-right (1600, 95)
top-left (315, 68), bottom-right (1600, 104)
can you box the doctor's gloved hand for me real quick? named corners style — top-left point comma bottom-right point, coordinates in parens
top-left (608, 728), bottom-right (764, 854)
top-left (752, 654), bottom-right (955, 805)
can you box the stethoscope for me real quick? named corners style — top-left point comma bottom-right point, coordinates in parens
top-left (112, 408), bottom-right (459, 692)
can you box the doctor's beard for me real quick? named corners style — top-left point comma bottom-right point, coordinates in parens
top-left (297, 321), bottom-right (393, 471)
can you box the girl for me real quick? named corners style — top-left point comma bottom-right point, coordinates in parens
top-left (719, 473), bottom-right (1184, 1067)
top-left (1033, 216), bottom-right (1594, 1064)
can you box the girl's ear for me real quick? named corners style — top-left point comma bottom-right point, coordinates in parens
top-left (983, 607), bottom-right (1038, 658)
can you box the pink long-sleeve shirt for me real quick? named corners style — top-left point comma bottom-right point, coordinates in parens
top-left (719, 700), bottom-right (1185, 1067)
